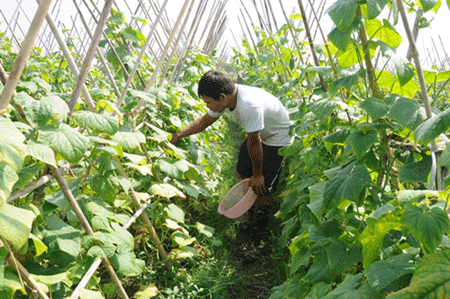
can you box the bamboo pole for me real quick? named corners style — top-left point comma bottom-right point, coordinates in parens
top-left (170, 0), bottom-right (209, 83)
top-left (135, 0), bottom-right (192, 112)
top-left (51, 166), bottom-right (129, 299)
top-left (278, 0), bottom-right (305, 64)
top-left (297, 0), bottom-right (327, 92)
top-left (0, 10), bottom-right (21, 48)
top-left (356, 6), bottom-right (379, 99)
top-left (5, 255), bottom-right (50, 299)
top-left (114, 0), bottom-right (170, 113)
top-left (406, 8), bottom-right (423, 63)
top-left (70, 203), bottom-right (148, 299)
top-left (0, 0), bottom-right (24, 45)
top-left (0, 0), bottom-right (53, 112)
top-left (71, 0), bottom-right (121, 99)
top-left (158, 0), bottom-right (196, 86)
top-left (396, 0), bottom-right (436, 146)
top-left (198, 0), bottom-right (220, 46)
top-left (40, 1), bottom-right (96, 112)
top-left (67, 0), bottom-right (114, 118)
top-left (112, 155), bottom-right (168, 259)
top-left (7, 164), bottom-right (71, 203)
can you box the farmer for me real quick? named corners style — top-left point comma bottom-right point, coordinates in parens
top-left (171, 70), bottom-right (292, 242)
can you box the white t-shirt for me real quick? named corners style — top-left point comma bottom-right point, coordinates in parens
top-left (207, 84), bottom-right (292, 146)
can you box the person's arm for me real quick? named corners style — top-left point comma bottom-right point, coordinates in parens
top-left (247, 131), bottom-right (267, 197)
top-left (171, 113), bottom-right (218, 143)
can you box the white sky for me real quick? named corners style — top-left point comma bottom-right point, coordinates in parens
top-left (0, 0), bottom-right (449, 68)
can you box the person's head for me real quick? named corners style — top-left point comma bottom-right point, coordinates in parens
top-left (197, 70), bottom-right (235, 101)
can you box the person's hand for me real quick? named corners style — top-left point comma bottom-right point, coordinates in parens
top-left (249, 175), bottom-right (267, 197)
top-left (170, 133), bottom-right (180, 144)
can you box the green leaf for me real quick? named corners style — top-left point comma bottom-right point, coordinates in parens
top-left (415, 108), bottom-right (450, 145)
top-left (111, 252), bottom-right (145, 276)
top-left (91, 174), bottom-right (117, 203)
top-left (12, 162), bottom-right (42, 191)
top-left (23, 96), bottom-right (68, 126)
top-left (396, 61), bottom-right (415, 86)
top-left (0, 163), bottom-right (18, 205)
top-left (172, 231), bottom-right (196, 247)
top-left (73, 111), bottom-right (119, 135)
top-left (323, 129), bottom-right (351, 144)
top-left (151, 183), bottom-right (185, 199)
top-left (38, 123), bottom-right (89, 163)
top-left (328, 26), bottom-right (352, 52)
top-left (387, 97), bottom-right (427, 130)
top-left (0, 268), bottom-right (26, 299)
top-left (420, 0), bottom-right (438, 11)
top-left (307, 182), bottom-right (327, 220)
top-left (331, 70), bottom-right (365, 89)
top-left (112, 125), bottom-right (146, 151)
top-left (402, 205), bottom-right (450, 254)
top-left (386, 249), bottom-right (450, 299)
top-left (322, 274), bottom-right (382, 299)
top-left (135, 285), bottom-right (159, 299)
top-left (327, 0), bottom-right (358, 32)
top-left (338, 43), bottom-right (377, 68)
top-left (309, 98), bottom-right (338, 120)
top-left (324, 163), bottom-right (372, 210)
top-left (122, 26), bottom-right (145, 45)
top-left (347, 129), bottom-right (378, 159)
top-left (398, 153), bottom-right (432, 184)
top-left (0, 118), bottom-right (26, 172)
top-left (29, 233), bottom-right (48, 257)
top-left (364, 254), bottom-right (415, 292)
top-left (164, 203), bottom-right (185, 224)
top-left (26, 141), bottom-right (57, 167)
top-left (43, 215), bottom-right (80, 257)
top-left (107, 12), bottom-right (125, 26)
top-left (360, 213), bottom-right (405, 269)
top-left (304, 282), bottom-right (332, 299)
top-left (367, 0), bottom-right (389, 19)
top-left (397, 190), bottom-right (439, 206)
top-left (360, 97), bottom-right (389, 120)
top-left (32, 272), bottom-right (69, 286)
top-left (365, 19), bottom-right (402, 48)
top-left (128, 90), bottom-right (155, 105)
top-left (79, 289), bottom-right (105, 299)
top-left (0, 204), bottom-right (36, 250)
top-left (195, 222), bottom-right (214, 238)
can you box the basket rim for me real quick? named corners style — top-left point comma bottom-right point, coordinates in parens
top-left (218, 179), bottom-right (257, 218)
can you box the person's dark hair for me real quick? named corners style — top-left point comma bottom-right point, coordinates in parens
top-left (197, 71), bottom-right (235, 101)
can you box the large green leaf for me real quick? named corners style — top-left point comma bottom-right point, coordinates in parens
top-left (38, 123), bottom-right (89, 163)
top-left (360, 213), bottom-right (405, 269)
top-left (0, 118), bottom-right (26, 172)
top-left (327, 18), bottom-right (361, 52)
top-left (401, 205), bottom-right (450, 254)
top-left (43, 215), bottom-right (80, 257)
top-left (111, 252), bottom-right (145, 276)
top-left (327, 0), bottom-right (358, 32)
top-left (304, 282), bottom-right (332, 299)
top-left (364, 254), bottom-right (415, 292)
top-left (322, 274), bottom-right (382, 299)
top-left (12, 162), bottom-right (42, 191)
top-left (91, 174), bottom-right (117, 203)
top-left (386, 249), bottom-right (450, 299)
top-left (365, 19), bottom-right (402, 48)
top-left (308, 98), bottom-right (338, 120)
top-left (164, 203), bottom-right (185, 224)
top-left (0, 163), bottom-right (18, 205)
top-left (360, 97), bottom-right (389, 120)
top-left (26, 141), bottom-right (57, 167)
top-left (0, 268), bottom-right (26, 299)
top-left (367, 0), bottom-right (389, 19)
top-left (151, 183), bottom-right (185, 199)
top-left (337, 42), bottom-right (377, 68)
top-left (398, 153), bottom-right (432, 184)
top-left (112, 125), bottom-right (146, 151)
top-left (307, 182), bottom-right (327, 221)
top-left (415, 108), bottom-right (450, 145)
top-left (73, 111), bottom-right (119, 135)
top-left (323, 163), bottom-right (372, 210)
top-left (23, 96), bottom-right (69, 126)
top-left (347, 129), bottom-right (379, 159)
top-left (420, 0), bottom-right (438, 11)
top-left (0, 203), bottom-right (36, 250)
top-left (387, 97), bottom-right (427, 130)
top-left (331, 70), bottom-right (365, 90)
top-left (377, 71), bottom-right (420, 98)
